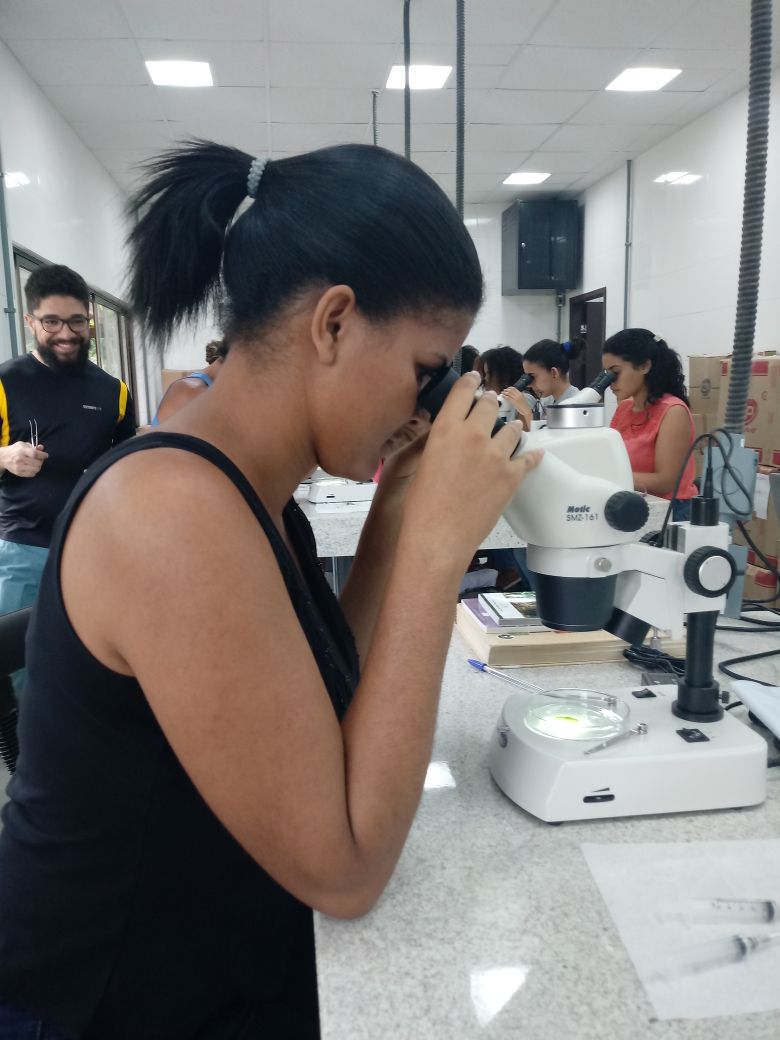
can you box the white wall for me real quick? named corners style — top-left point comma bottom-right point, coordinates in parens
top-left (577, 67), bottom-right (780, 369)
top-left (0, 39), bottom-right (154, 422)
top-left (465, 204), bottom-right (562, 354)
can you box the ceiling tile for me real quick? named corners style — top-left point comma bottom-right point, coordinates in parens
top-left (270, 86), bottom-right (379, 123)
top-left (71, 120), bottom-right (174, 149)
top-left (380, 123), bottom-right (456, 152)
top-left (269, 42), bottom-right (395, 88)
top-left (636, 46), bottom-right (749, 72)
top-left (166, 121), bottom-right (270, 153)
top-left (471, 88), bottom-right (592, 124)
top-left (158, 86), bottom-right (268, 122)
top-left (5, 38), bottom-right (146, 85)
top-left (521, 150), bottom-right (633, 173)
top-left (269, 0), bottom-right (401, 43)
top-left (380, 88), bottom-right (489, 125)
top-left (42, 84), bottom-right (162, 122)
top-left (542, 123), bottom-right (646, 151)
top-left (270, 123), bottom-right (371, 152)
top-left (530, 0), bottom-right (700, 48)
top-left (651, 0), bottom-right (750, 50)
top-left (137, 39), bottom-right (268, 88)
top-left (570, 90), bottom-right (702, 126)
top-left (410, 0), bottom-right (557, 46)
top-left (500, 46), bottom-right (640, 91)
top-left (120, 0), bottom-right (264, 40)
top-left (0, 0), bottom-right (128, 39)
top-left (467, 123), bottom-right (558, 152)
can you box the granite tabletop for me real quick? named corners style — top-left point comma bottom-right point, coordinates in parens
top-left (315, 620), bottom-right (780, 1039)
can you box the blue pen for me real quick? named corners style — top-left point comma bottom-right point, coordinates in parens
top-left (467, 658), bottom-right (542, 693)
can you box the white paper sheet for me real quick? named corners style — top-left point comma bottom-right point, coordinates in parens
top-left (582, 840), bottom-right (780, 1020)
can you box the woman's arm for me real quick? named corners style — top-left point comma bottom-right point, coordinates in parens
top-left (155, 378), bottom-right (209, 423)
top-left (501, 387), bottom-right (533, 430)
top-left (62, 382), bottom-right (541, 921)
top-left (632, 404), bottom-right (693, 496)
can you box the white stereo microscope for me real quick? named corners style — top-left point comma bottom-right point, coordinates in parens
top-left (418, 368), bottom-right (768, 823)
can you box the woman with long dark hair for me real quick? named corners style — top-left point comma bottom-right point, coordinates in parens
top-left (603, 327), bottom-right (697, 519)
top-left (0, 141), bottom-right (542, 1039)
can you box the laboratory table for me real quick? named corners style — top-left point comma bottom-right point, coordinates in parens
top-left (315, 620), bottom-right (780, 1039)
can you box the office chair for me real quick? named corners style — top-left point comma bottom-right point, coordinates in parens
top-left (0, 607), bottom-right (31, 774)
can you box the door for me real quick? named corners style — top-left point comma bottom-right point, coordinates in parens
top-left (568, 288), bottom-right (606, 390)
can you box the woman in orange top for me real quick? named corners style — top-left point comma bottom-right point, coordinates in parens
top-left (603, 328), bottom-right (697, 521)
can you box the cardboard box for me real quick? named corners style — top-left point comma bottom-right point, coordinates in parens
top-left (688, 355), bottom-right (727, 416)
top-left (732, 468), bottom-right (780, 568)
top-left (742, 564), bottom-right (778, 604)
top-left (715, 354), bottom-right (780, 466)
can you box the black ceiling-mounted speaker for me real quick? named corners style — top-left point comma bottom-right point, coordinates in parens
top-left (501, 199), bottom-right (581, 294)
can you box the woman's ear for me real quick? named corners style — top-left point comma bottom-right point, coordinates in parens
top-left (310, 285), bottom-right (358, 365)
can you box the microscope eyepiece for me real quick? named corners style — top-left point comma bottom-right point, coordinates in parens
top-left (589, 369), bottom-right (618, 397)
top-left (513, 372), bottom-right (535, 392)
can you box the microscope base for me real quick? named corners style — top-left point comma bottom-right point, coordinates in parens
top-left (489, 684), bottom-right (767, 823)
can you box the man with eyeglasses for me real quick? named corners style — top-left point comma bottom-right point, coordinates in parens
top-left (0, 264), bottom-right (136, 648)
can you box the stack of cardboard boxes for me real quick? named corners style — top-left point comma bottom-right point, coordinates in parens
top-left (689, 353), bottom-right (780, 603)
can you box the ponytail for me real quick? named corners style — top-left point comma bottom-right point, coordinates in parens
top-left (127, 140), bottom-right (483, 348)
top-left (603, 328), bottom-right (689, 405)
top-left (523, 336), bottom-right (585, 375)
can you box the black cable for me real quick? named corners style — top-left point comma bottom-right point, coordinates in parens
top-left (455, 0), bottom-right (465, 218)
top-left (623, 645), bottom-right (687, 678)
top-left (718, 647), bottom-right (780, 687)
top-left (403, 0), bottom-right (411, 160)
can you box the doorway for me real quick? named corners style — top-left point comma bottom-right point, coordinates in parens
top-left (568, 287), bottom-right (606, 389)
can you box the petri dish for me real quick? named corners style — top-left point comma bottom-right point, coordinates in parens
top-left (524, 689), bottom-right (629, 742)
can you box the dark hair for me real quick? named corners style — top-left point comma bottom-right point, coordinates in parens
top-left (24, 264), bottom-right (90, 312)
top-left (524, 336), bottom-right (584, 375)
top-left (482, 345), bottom-right (524, 390)
top-left (603, 328), bottom-right (689, 405)
top-left (127, 140), bottom-right (483, 346)
top-left (456, 344), bottom-right (479, 373)
top-left (205, 338), bottom-right (229, 364)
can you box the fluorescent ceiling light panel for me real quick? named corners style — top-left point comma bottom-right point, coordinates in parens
top-left (654, 171), bottom-right (688, 183)
top-left (503, 172), bottom-right (551, 185)
top-left (5, 172), bottom-right (30, 188)
top-left (606, 67), bottom-right (681, 91)
top-left (655, 171), bottom-right (701, 185)
top-left (146, 60), bottom-right (213, 87)
top-left (386, 65), bottom-right (452, 89)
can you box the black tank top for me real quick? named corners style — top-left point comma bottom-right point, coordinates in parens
top-left (0, 432), bottom-right (360, 1039)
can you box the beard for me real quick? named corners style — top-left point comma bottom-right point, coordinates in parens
top-left (35, 336), bottom-right (91, 374)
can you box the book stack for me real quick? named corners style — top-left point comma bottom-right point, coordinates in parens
top-left (456, 592), bottom-right (686, 667)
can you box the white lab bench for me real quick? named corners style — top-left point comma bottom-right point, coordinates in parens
top-left (314, 621), bottom-right (780, 1039)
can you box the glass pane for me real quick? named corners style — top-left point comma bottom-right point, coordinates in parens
top-left (17, 267), bottom-right (37, 354)
top-left (95, 301), bottom-right (123, 379)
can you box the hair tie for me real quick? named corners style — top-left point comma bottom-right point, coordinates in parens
top-left (561, 340), bottom-right (571, 353)
top-left (653, 334), bottom-right (661, 343)
top-left (246, 157), bottom-right (268, 199)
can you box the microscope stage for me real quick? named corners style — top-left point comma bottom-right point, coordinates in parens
top-left (489, 685), bottom-right (767, 822)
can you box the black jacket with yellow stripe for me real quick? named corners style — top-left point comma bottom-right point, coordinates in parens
top-left (0, 353), bottom-right (135, 547)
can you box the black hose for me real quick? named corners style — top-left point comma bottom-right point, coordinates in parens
top-left (403, 1), bottom-right (411, 160)
top-left (724, 0), bottom-right (773, 432)
top-left (455, 0), bottom-right (465, 217)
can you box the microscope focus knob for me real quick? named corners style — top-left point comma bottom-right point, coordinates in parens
top-left (604, 491), bottom-right (649, 532)
top-left (683, 547), bottom-right (736, 598)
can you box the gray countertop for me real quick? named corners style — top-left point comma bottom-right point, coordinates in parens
top-left (315, 622), bottom-right (780, 1039)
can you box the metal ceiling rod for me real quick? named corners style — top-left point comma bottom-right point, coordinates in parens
top-left (725, 0), bottom-right (772, 433)
top-left (623, 158), bottom-right (633, 329)
top-left (455, 0), bottom-right (465, 218)
top-left (371, 90), bottom-right (380, 146)
top-left (403, 0), bottom-right (411, 159)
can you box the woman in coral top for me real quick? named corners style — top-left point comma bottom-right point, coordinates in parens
top-left (603, 328), bottom-right (698, 521)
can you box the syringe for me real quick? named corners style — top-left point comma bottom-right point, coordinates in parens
top-left (655, 930), bottom-right (780, 980)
